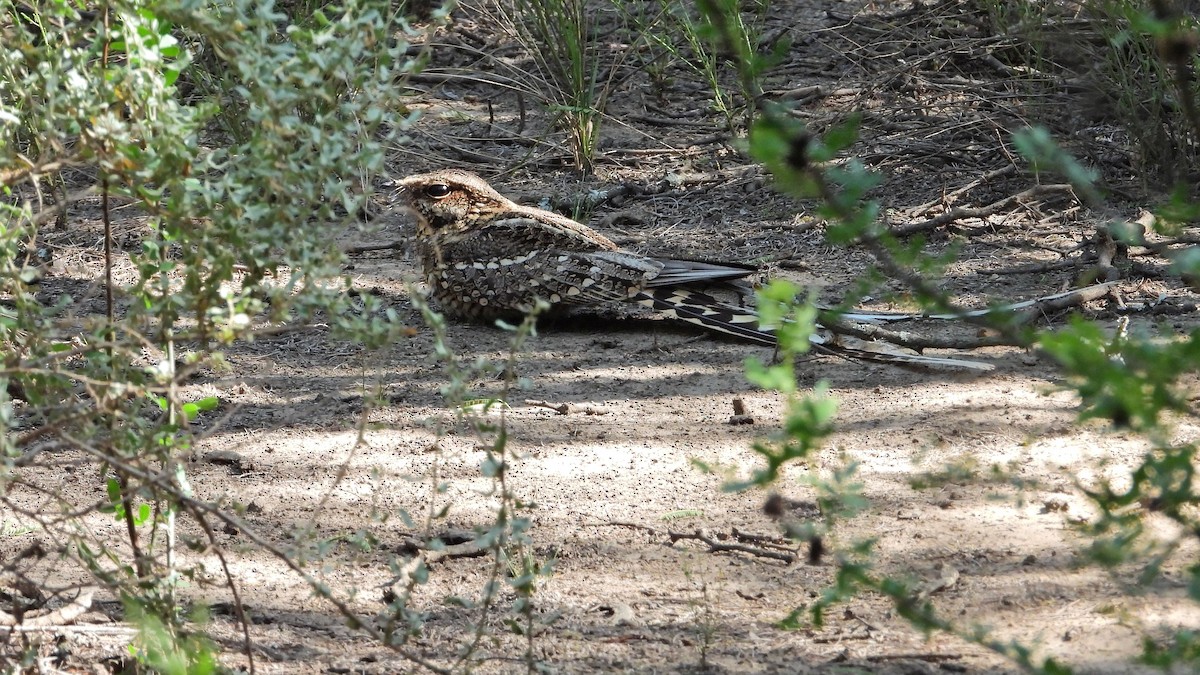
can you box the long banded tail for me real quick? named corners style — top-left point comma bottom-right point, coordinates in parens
top-left (632, 287), bottom-right (993, 371)
top-left (633, 287), bottom-right (775, 346)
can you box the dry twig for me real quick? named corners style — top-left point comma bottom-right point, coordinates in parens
top-left (890, 183), bottom-right (1075, 237)
top-left (344, 241), bottom-right (406, 254)
top-left (667, 528), bottom-right (797, 564)
top-left (0, 589), bottom-right (93, 627)
top-left (524, 399), bottom-right (609, 415)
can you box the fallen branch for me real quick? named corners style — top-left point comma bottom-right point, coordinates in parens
top-left (525, 399), bottom-right (569, 415)
top-left (524, 399), bottom-right (609, 415)
top-left (592, 521), bottom-right (796, 562)
top-left (395, 536), bottom-right (488, 565)
top-left (1, 155), bottom-right (84, 188)
top-left (820, 315), bottom-right (1014, 350)
top-left (0, 589), bottom-right (93, 627)
top-left (0, 624), bottom-right (137, 635)
top-left (597, 520), bottom-right (664, 536)
top-left (1006, 280), bottom-right (1119, 319)
top-left (865, 652), bottom-right (964, 663)
top-left (904, 165), bottom-right (1018, 218)
top-left (728, 527), bottom-right (795, 552)
top-left (889, 183), bottom-right (1075, 237)
top-left (344, 241), bottom-right (406, 254)
top-left (980, 254), bottom-right (1095, 275)
top-left (667, 528), bottom-right (797, 564)
top-left (1110, 299), bottom-right (1199, 316)
top-left (820, 282), bottom-right (1119, 350)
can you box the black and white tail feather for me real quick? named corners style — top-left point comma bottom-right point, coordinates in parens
top-left (632, 285), bottom-right (996, 371)
top-left (634, 259), bottom-right (1117, 371)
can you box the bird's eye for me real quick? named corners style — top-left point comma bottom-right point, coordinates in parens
top-left (424, 183), bottom-right (452, 199)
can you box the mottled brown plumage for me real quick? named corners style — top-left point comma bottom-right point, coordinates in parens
top-left (396, 169), bottom-right (993, 370)
top-left (397, 169), bottom-right (769, 339)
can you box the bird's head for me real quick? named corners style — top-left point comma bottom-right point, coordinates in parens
top-left (395, 170), bottom-right (511, 237)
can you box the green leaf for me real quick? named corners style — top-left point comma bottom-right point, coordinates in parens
top-left (775, 606), bottom-right (808, 630)
top-left (135, 502), bottom-right (152, 526)
top-left (193, 396), bottom-right (220, 411)
top-left (745, 357), bottom-right (792, 391)
top-left (1171, 247), bottom-right (1200, 279)
top-left (481, 455), bottom-right (504, 478)
top-left (822, 116), bottom-right (861, 154)
top-left (1156, 185), bottom-right (1200, 231)
top-left (1012, 127), bottom-right (1101, 204)
top-left (179, 395), bottom-right (220, 421)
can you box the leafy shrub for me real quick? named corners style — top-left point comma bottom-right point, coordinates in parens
top-left (700, 0), bottom-right (1200, 671)
top-left (2, 0), bottom-right (422, 663)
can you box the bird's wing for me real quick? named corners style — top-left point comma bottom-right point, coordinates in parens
top-left (495, 208), bottom-right (620, 250)
top-left (548, 250), bottom-right (665, 304)
top-left (645, 258), bottom-right (760, 287)
top-left (437, 212), bottom-right (618, 262)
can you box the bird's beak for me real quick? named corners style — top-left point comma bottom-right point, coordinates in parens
top-left (384, 178), bottom-right (408, 203)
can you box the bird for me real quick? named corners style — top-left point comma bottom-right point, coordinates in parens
top-left (395, 169), bottom-right (992, 370)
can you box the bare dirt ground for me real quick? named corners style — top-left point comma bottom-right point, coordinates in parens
top-left (5, 0), bottom-right (1200, 672)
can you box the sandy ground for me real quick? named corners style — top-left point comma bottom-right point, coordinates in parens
top-left (4, 0), bottom-right (1200, 672)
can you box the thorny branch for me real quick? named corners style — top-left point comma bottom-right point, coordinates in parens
top-left (41, 431), bottom-right (454, 675)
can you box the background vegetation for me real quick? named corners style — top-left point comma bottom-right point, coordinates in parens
top-left (2, 0), bottom-right (1199, 672)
